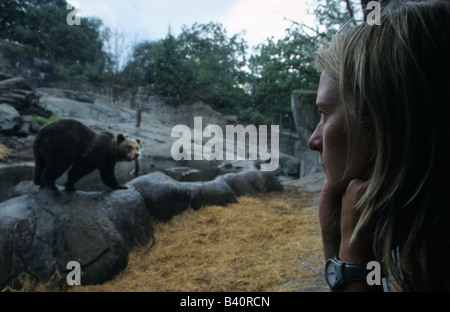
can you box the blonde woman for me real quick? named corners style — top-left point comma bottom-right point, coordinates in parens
top-left (309, 0), bottom-right (450, 291)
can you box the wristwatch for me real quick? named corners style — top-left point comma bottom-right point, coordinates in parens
top-left (325, 255), bottom-right (369, 291)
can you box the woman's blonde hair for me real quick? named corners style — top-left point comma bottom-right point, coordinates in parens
top-left (315, 0), bottom-right (450, 291)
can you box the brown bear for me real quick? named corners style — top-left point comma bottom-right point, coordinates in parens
top-left (33, 119), bottom-right (140, 192)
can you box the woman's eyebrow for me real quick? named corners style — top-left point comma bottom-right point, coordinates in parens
top-left (316, 101), bottom-right (332, 108)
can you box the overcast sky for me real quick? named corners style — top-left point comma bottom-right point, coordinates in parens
top-left (68, 0), bottom-right (317, 52)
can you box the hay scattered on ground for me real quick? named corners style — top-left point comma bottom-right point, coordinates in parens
top-left (70, 187), bottom-right (324, 292)
top-left (0, 143), bottom-right (10, 161)
top-left (8, 186), bottom-right (325, 292)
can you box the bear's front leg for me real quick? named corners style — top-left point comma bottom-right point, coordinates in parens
top-left (99, 163), bottom-right (128, 190)
top-left (66, 162), bottom-right (96, 192)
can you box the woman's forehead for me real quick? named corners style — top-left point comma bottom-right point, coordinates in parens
top-left (317, 73), bottom-right (340, 106)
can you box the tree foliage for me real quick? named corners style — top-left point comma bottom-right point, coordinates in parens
top-left (1, 0), bottom-right (110, 81)
top-left (122, 22), bottom-right (250, 111)
top-left (246, 0), bottom-right (364, 126)
top-left (248, 26), bottom-right (323, 125)
top-left (0, 0), bottom-right (366, 125)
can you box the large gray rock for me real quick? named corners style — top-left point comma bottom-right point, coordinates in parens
top-left (73, 91), bottom-right (96, 104)
top-left (276, 153), bottom-right (301, 178)
top-left (186, 175), bottom-right (238, 210)
top-left (0, 104), bottom-right (21, 134)
top-left (129, 172), bottom-right (192, 221)
top-left (127, 169), bottom-right (282, 220)
top-left (0, 187), bottom-right (152, 289)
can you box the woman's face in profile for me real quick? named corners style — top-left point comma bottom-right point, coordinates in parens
top-left (308, 73), bottom-right (348, 194)
top-left (308, 73), bottom-right (373, 195)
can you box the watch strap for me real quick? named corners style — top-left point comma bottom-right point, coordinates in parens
top-left (344, 262), bottom-right (369, 284)
top-left (327, 255), bottom-right (370, 291)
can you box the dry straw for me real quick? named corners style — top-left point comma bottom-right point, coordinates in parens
top-left (0, 144), bottom-right (9, 161)
top-left (13, 186), bottom-right (326, 292)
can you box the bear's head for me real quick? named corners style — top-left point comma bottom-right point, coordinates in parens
top-left (117, 134), bottom-right (141, 161)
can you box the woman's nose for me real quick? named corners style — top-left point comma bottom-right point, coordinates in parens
top-left (308, 125), bottom-right (322, 153)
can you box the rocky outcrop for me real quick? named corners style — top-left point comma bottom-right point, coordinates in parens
top-left (0, 77), bottom-right (50, 117)
top-left (137, 97), bottom-right (237, 130)
top-left (36, 88), bottom-right (96, 104)
top-left (291, 90), bottom-right (322, 178)
top-left (0, 41), bottom-right (54, 87)
top-left (0, 169), bottom-right (282, 290)
top-left (0, 77), bottom-right (51, 137)
top-left (0, 187), bottom-right (150, 289)
top-left (0, 104), bottom-right (21, 134)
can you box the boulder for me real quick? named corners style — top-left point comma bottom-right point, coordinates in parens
top-left (221, 173), bottom-right (258, 197)
top-left (276, 153), bottom-right (301, 178)
top-left (102, 189), bottom-right (152, 248)
top-left (128, 171), bottom-right (240, 219)
top-left (0, 77), bottom-right (51, 119)
top-left (186, 175), bottom-right (238, 210)
top-left (0, 187), bottom-right (152, 289)
top-left (238, 170), bottom-right (283, 193)
top-left (15, 115), bottom-right (41, 137)
top-left (0, 104), bottom-right (21, 134)
top-left (129, 172), bottom-right (192, 222)
top-left (73, 91), bottom-right (96, 104)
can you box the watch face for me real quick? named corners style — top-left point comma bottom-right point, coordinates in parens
top-left (325, 261), bottom-right (337, 286)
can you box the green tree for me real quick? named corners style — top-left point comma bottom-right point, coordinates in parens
top-left (247, 0), bottom-right (365, 127)
top-left (248, 28), bottom-right (321, 126)
top-left (2, 0), bottom-right (110, 82)
top-left (119, 40), bottom-right (159, 88)
top-left (0, 0), bottom-right (67, 41)
top-left (123, 22), bottom-right (251, 111)
top-left (121, 31), bottom-right (189, 103)
top-left (313, 0), bottom-right (364, 31)
top-left (176, 22), bottom-right (249, 110)
top-left (0, 0), bottom-right (27, 41)
top-left (152, 31), bottom-right (186, 103)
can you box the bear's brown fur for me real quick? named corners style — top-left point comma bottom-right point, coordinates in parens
top-left (33, 119), bottom-right (140, 191)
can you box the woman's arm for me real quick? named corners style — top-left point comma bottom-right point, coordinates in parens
top-left (319, 179), bottom-right (383, 291)
top-left (319, 179), bottom-right (342, 260)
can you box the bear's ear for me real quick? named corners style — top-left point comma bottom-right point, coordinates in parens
top-left (117, 133), bottom-right (126, 143)
top-left (136, 138), bottom-right (141, 145)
